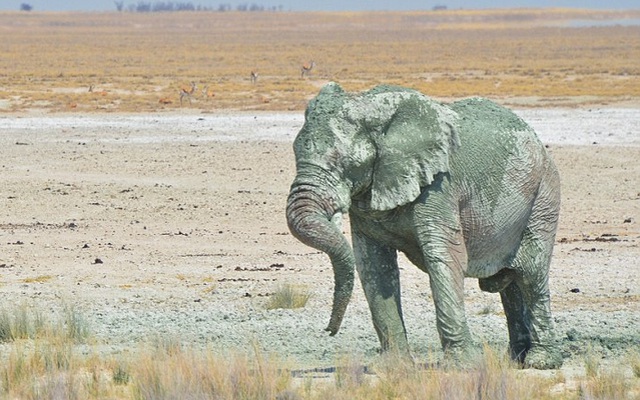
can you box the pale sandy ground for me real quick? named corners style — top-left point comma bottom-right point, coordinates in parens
top-left (0, 108), bottom-right (638, 382)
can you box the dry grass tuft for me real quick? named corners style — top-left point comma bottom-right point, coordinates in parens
top-left (0, 302), bottom-right (91, 343)
top-left (266, 284), bottom-right (311, 310)
top-left (630, 350), bottom-right (640, 379)
top-left (584, 345), bottom-right (601, 379)
top-left (22, 274), bottom-right (54, 283)
top-left (131, 341), bottom-right (291, 400)
top-left (579, 368), bottom-right (631, 400)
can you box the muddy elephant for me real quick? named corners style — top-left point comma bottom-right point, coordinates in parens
top-left (286, 83), bottom-right (562, 369)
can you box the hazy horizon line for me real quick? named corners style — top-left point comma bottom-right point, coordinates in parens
top-left (2, 6), bottom-right (639, 12)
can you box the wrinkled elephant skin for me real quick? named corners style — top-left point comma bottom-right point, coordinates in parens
top-left (286, 83), bottom-right (562, 369)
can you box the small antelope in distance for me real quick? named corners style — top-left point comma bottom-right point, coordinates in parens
top-left (301, 61), bottom-right (315, 78)
top-left (88, 85), bottom-right (108, 96)
top-left (202, 85), bottom-right (215, 100)
top-left (250, 70), bottom-right (259, 84)
top-left (179, 81), bottom-right (197, 106)
top-left (88, 84), bottom-right (109, 109)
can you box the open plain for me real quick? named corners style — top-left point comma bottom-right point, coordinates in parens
top-left (0, 8), bottom-right (639, 399)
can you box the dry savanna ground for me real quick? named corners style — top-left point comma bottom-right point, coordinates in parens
top-left (0, 8), bottom-right (640, 112)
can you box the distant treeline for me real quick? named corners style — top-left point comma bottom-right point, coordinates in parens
top-left (113, 2), bottom-right (284, 12)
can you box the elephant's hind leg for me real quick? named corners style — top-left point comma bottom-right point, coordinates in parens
top-left (507, 238), bottom-right (561, 369)
top-left (499, 281), bottom-right (532, 363)
top-left (480, 269), bottom-right (533, 362)
top-left (506, 173), bottom-right (562, 369)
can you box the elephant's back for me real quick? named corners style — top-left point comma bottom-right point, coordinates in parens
top-left (449, 97), bottom-right (535, 144)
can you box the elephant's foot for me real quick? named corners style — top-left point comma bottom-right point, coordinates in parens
top-left (378, 342), bottom-right (414, 365)
top-left (376, 349), bottom-right (415, 369)
top-left (442, 343), bottom-right (482, 369)
top-left (523, 345), bottom-right (563, 369)
top-left (508, 340), bottom-right (530, 364)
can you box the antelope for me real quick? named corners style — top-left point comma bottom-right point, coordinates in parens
top-left (202, 85), bottom-right (215, 99)
top-left (89, 84), bottom-right (108, 96)
top-left (179, 81), bottom-right (197, 106)
top-left (88, 84), bottom-right (109, 109)
top-left (301, 61), bottom-right (315, 78)
top-left (250, 70), bottom-right (259, 84)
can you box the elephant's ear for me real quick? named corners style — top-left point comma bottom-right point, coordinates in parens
top-left (370, 93), bottom-right (460, 211)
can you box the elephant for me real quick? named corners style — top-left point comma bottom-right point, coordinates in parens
top-left (286, 82), bottom-right (563, 369)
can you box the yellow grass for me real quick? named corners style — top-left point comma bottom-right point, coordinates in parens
top-left (1, 304), bottom-right (639, 399)
top-left (1, 9), bottom-right (639, 112)
top-left (265, 284), bottom-right (311, 310)
top-left (21, 274), bottom-right (54, 283)
top-left (2, 335), bottom-right (639, 398)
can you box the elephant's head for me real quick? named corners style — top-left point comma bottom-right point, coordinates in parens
top-left (286, 83), bottom-right (460, 335)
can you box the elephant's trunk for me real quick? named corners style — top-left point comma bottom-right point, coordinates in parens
top-left (286, 184), bottom-right (355, 335)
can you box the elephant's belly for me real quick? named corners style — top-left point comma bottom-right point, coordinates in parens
top-left (462, 215), bottom-right (528, 278)
top-left (466, 255), bottom-right (512, 279)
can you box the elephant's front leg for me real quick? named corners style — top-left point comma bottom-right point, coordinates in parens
top-left (415, 204), bottom-right (474, 359)
top-left (352, 230), bottom-right (410, 357)
top-left (425, 246), bottom-right (474, 357)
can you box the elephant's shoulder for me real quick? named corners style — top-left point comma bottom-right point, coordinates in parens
top-left (364, 84), bottom-right (416, 96)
